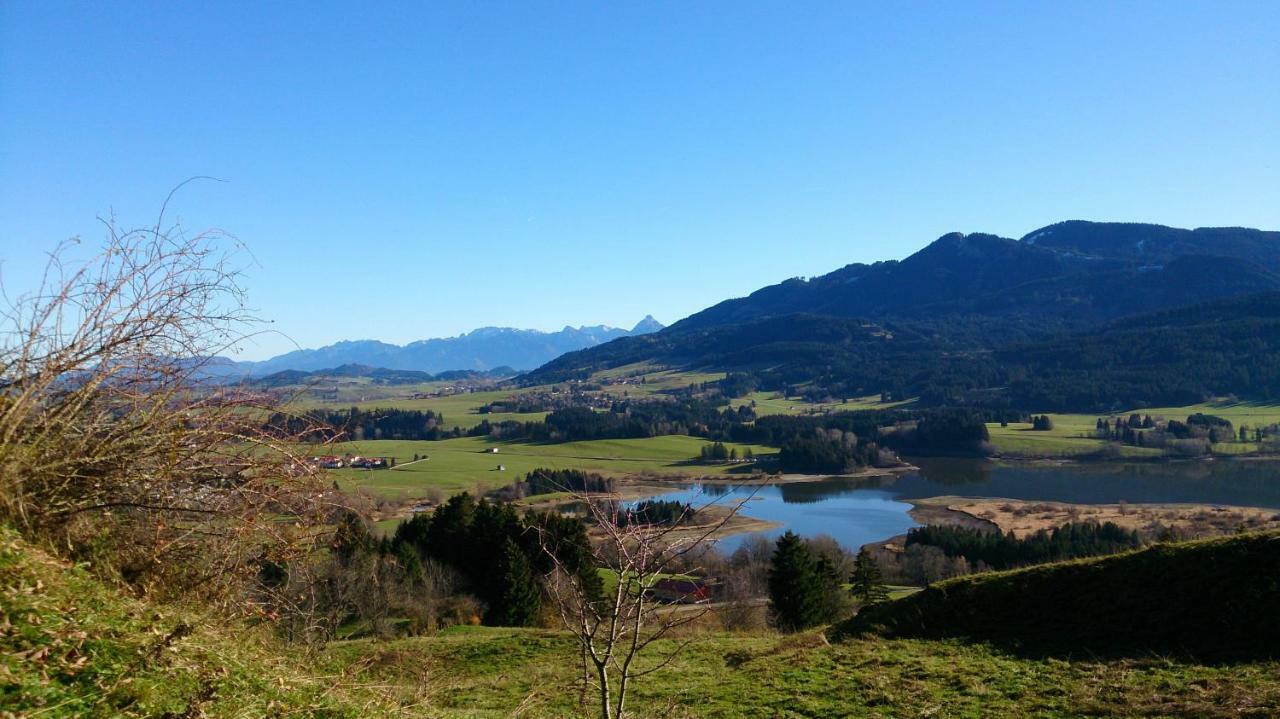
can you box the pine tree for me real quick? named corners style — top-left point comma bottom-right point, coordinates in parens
top-left (494, 538), bottom-right (541, 627)
top-left (815, 556), bottom-right (852, 622)
top-left (768, 531), bottom-right (825, 631)
top-left (849, 548), bottom-right (888, 605)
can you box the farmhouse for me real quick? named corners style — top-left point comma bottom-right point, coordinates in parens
top-left (312, 455), bottom-right (344, 469)
top-left (348, 456), bottom-right (389, 469)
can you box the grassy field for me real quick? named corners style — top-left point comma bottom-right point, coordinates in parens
top-left (291, 386), bottom-right (550, 430)
top-left (731, 391), bottom-right (914, 418)
top-left (986, 400), bottom-right (1280, 458)
top-left (10, 525), bottom-right (1280, 718)
top-left (327, 626), bottom-right (1280, 718)
top-left (323, 435), bottom-right (778, 500)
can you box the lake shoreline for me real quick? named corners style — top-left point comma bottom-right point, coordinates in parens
top-left (988, 451), bottom-right (1280, 467)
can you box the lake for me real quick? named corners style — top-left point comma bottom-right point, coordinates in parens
top-left (640, 458), bottom-right (1280, 553)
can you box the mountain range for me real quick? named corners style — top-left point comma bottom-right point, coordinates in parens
top-left (526, 221), bottom-right (1280, 411)
top-left (227, 315), bottom-right (663, 376)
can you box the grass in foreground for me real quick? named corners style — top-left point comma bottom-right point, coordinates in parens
top-left (6, 525), bottom-right (1279, 718)
top-left (0, 526), bottom-right (413, 718)
top-left (328, 625), bottom-right (1280, 718)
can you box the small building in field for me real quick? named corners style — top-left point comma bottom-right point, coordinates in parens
top-left (486, 447), bottom-right (500, 454)
top-left (348, 456), bottom-right (389, 469)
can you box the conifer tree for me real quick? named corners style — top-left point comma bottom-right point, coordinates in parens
top-left (815, 556), bottom-right (852, 622)
top-left (850, 547), bottom-right (888, 605)
top-left (494, 538), bottom-right (541, 627)
top-left (768, 531), bottom-right (825, 631)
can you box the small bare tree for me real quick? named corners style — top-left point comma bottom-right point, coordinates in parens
top-left (536, 491), bottom-right (755, 719)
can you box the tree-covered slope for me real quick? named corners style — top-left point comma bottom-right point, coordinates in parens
top-left (672, 222), bottom-right (1280, 332)
top-left (525, 221), bottom-right (1280, 410)
top-left (1004, 291), bottom-right (1280, 408)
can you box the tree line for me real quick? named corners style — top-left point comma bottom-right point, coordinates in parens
top-left (266, 407), bottom-right (463, 442)
top-left (905, 522), bottom-right (1144, 570)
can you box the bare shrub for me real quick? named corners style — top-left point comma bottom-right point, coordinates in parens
top-left (0, 205), bottom-right (332, 607)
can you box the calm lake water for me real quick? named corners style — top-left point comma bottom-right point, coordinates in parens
top-left (641, 458), bottom-right (1280, 553)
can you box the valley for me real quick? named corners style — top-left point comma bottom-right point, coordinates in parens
top-left (8, 7), bottom-right (1280, 716)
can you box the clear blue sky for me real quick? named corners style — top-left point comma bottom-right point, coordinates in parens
top-left (2, 2), bottom-right (1278, 359)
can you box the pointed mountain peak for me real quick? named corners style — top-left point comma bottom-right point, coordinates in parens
top-left (631, 315), bottom-right (664, 334)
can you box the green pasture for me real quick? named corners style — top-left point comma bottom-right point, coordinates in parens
top-left (987, 399), bottom-right (1280, 458)
top-left (732, 391), bottom-right (913, 418)
top-left (322, 434), bottom-right (777, 501)
top-left (291, 386), bottom-right (550, 429)
top-left (582, 363), bottom-right (731, 399)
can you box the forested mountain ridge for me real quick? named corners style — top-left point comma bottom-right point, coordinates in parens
top-left (525, 222), bottom-right (1280, 411)
top-left (672, 222), bottom-right (1280, 331)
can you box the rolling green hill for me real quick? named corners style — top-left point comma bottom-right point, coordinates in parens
top-left (833, 531), bottom-right (1280, 660)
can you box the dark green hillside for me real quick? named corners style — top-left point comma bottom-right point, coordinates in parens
top-left (1026, 221), bottom-right (1280, 271)
top-left (833, 531), bottom-right (1280, 660)
top-left (671, 222), bottom-right (1280, 332)
top-left (1005, 291), bottom-right (1280, 408)
top-left (526, 221), bottom-right (1280, 409)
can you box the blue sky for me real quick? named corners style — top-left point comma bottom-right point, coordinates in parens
top-left (2, 2), bottom-right (1278, 359)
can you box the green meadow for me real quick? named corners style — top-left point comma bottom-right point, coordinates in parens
top-left (322, 435), bottom-right (777, 500)
top-left (292, 387), bottom-right (549, 429)
top-left (986, 400), bottom-right (1280, 458)
top-left (730, 391), bottom-right (913, 418)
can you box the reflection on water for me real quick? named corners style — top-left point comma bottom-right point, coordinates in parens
top-left (640, 458), bottom-right (1280, 552)
top-left (904, 458), bottom-right (1280, 507)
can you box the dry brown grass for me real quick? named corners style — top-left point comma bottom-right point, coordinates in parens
top-left (938, 497), bottom-right (1280, 538)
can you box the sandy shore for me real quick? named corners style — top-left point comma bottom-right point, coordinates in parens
top-left (907, 495), bottom-right (1280, 538)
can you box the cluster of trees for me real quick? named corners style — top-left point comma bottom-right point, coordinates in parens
top-left (1097, 414), bottom-right (1155, 444)
top-left (885, 412), bottom-right (992, 455)
top-left (266, 407), bottom-right (461, 442)
top-left (1030, 415), bottom-right (1054, 431)
top-left (698, 441), bottom-right (753, 462)
top-left (260, 512), bottom-right (461, 640)
top-left (522, 468), bottom-right (615, 496)
top-left (620, 499), bottom-right (692, 526)
top-left (1096, 413), bottom-right (1256, 455)
top-left (766, 532), bottom-right (889, 631)
top-left (905, 522), bottom-right (1143, 571)
top-left (464, 402), bottom-right (754, 444)
top-left (386, 493), bottom-right (601, 627)
top-left (777, 430), bottom-right (886, 474)
top-left (716, 372), bottom-right (759, 399)
top-left (479, 398), bottom-right (547, 414)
